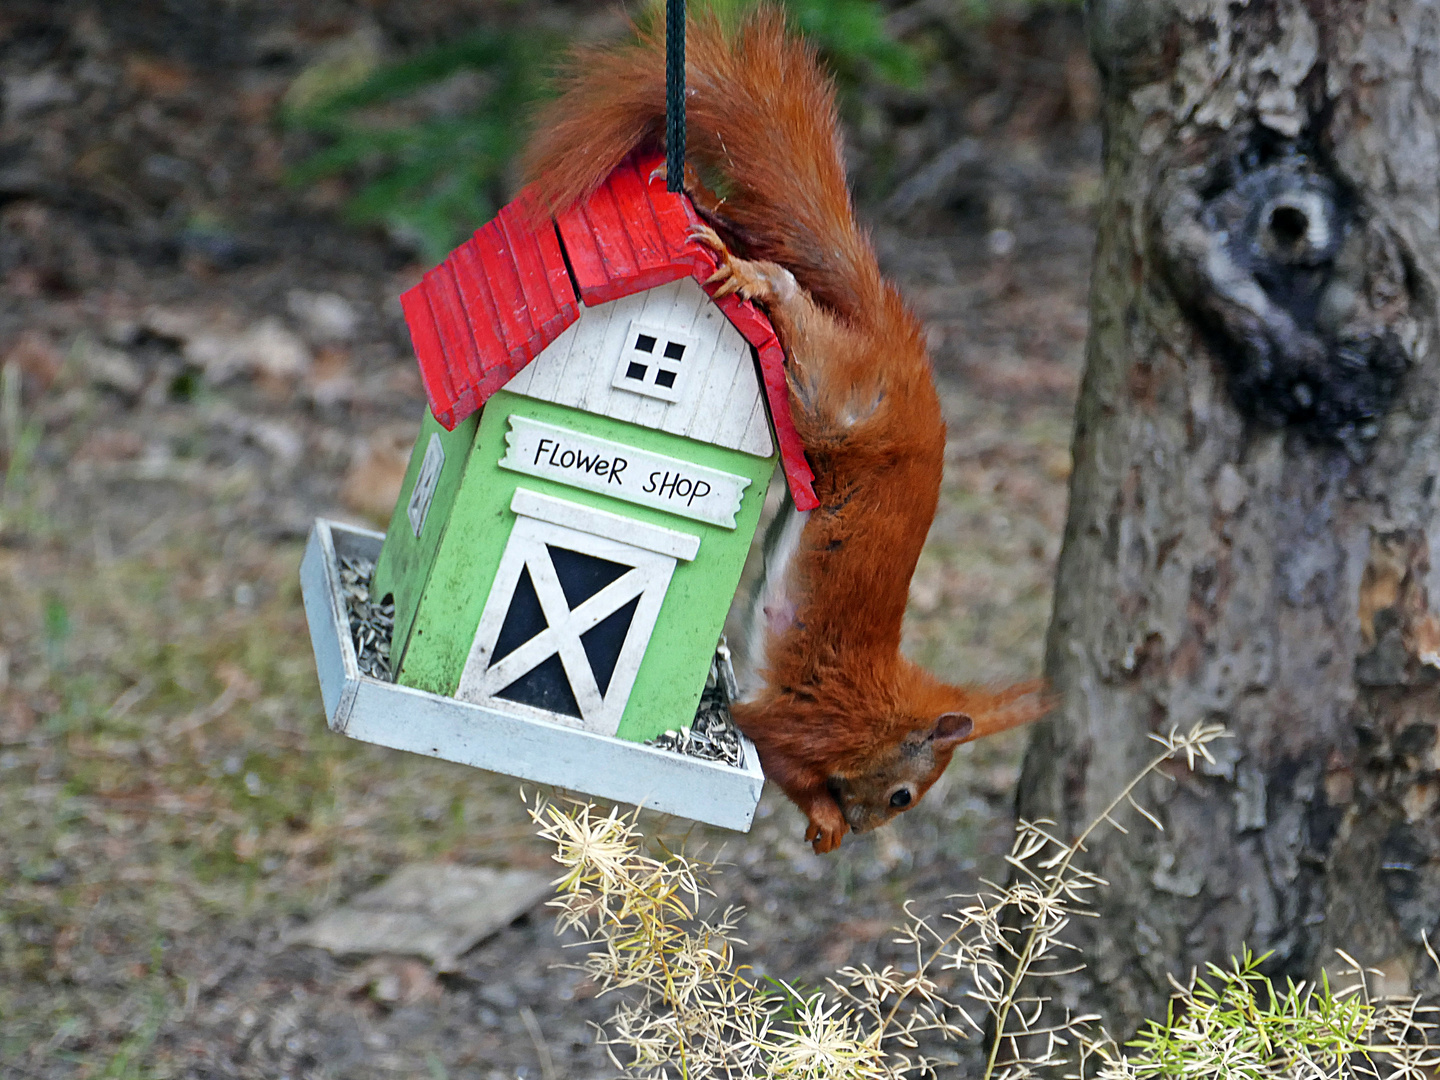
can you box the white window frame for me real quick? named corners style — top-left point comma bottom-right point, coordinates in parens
top-left (455, 490), bottom-right (698, 737)
top-left (611, 319), bottom-right (697, 404)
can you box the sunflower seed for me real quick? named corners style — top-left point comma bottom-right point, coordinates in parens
top-left (646, 642), bottom-right (744, 768)
top-left (339, 556), bottom-right (394, 682)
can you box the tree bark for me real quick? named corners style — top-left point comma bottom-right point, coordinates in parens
top-left (1018, 0), bottom-right (1440, 1036)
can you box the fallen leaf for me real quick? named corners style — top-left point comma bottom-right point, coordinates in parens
top-left (0, 698), bottom-right (34, 745)
top-left (307, 346), bottom-right (356, 408)
top-left (3, 69), bottom-right (75, 121)
top-left (821, 918), bottom-right (893, 965)
top-left (1043, 447), bottom-right (1072, 481)
top-left (234, 826), bottom-right (260, 862)
top-left (340, 424), bottom-right (415, 524)
top-left (287, 290), bottom-right (360, 343)
top-left (185, 317), bottom-right (312, 384)
top-left (2, 332), bottom-right (64, 389)
top-left (78, 340), bottom-right (145, 396)
top-left (141, 305), bottom-right (210, 343)
top-left (346, 956), bottom-right (441, 1005)
top-left (74, 429), bottom-right (145, 463)
top-left (126, 55), bottom-right (192, 97)
top-left (215, 661), bottom-right (261, 702)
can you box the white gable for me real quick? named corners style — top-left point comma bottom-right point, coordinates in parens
top-left (502, 277), bottom-right (775, 458)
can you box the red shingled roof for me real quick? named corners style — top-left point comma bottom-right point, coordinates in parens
top-left (399, 152), bottom-right (818, 512)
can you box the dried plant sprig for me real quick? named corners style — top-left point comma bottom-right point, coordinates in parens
top-left (970, 723), bottom-right (1230, 1080)
top-left (529, 724), bottom-right (1440, 1080)
top-left (529, 797), bottom-right (770, 1078)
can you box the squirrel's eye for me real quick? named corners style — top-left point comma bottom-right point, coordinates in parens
top-left (889, 788), bottom-right (912, 809)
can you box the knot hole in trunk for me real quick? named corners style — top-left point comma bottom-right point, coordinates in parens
top-left (1155, 136), bottom-right (1416, 457)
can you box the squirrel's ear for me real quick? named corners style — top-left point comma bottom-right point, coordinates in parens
top-left (929, 712), bottom-right (974, 750)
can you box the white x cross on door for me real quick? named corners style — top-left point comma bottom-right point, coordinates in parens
top-left (456, 490), bottom-right (698, 737)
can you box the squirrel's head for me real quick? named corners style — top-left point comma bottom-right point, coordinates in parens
top-left (824, 675), bottom-right (1049, 837)
top-left (824, 711), bottom-right (974, 835)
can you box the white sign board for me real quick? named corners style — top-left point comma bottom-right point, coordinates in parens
top-left (498, 416), bottom-right (749, 529)
top-left (408, 432), bottom-right (445, 537)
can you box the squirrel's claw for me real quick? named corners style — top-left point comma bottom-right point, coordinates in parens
top-left (708, 273), bottom-right (742, 299)
top-left (689, 224), bottom-right (783, 305)
top-left (688, 223), bottom-right (728, 255)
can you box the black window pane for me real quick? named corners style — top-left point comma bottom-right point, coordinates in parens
top-left (491, 566), bottom-right (546, 662)
top-left (494, 653), bottom-right (582, 718)
top-left (663, 341), bottom-right (685, 360)
top-left (547, 545), bottom-right (630, 609)
top-left (581, 595), bottom-right (640, 697)
top-left (626, 361), bottom-right (648, 380)
top-left (635, 334), bottom-right (656, 353)
top-left (654, 369), bottom-right (676, 389)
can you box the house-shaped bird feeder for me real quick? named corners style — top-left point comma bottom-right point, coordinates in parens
top-left (300, 152), bottom-right (818, 831)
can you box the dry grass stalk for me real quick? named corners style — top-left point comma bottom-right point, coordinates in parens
top-left (529, 724), bottom-right (1440, 1079)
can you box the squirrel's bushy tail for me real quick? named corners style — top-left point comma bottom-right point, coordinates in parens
top-left (522, 8), bottom-right (884, 322)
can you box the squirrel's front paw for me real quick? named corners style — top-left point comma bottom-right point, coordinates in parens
top-left (688, 225), bottom-right (795, 305)
top-left (804, 800), bottom-right (848, 854)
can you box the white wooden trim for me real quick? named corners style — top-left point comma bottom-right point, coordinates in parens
top-left (342, 676), bottom-right (764, 830)
top-left (739, 393), bottom-right (775, 458)
top-left (299, 520), bottom-right (764, 832)
top-left (300, 526), bottom-right (352, 722)
top-left (455, 511), bottom-right (676, 737)
top-left (301, 520), bottom-right (384, 729)
top-left (510, 488), bottom-right (699, 561)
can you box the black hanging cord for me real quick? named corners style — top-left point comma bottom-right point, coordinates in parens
top-left (665, 0), bottom-right (685, 193)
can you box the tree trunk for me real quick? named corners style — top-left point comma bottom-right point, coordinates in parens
top-left (1017, 0), bottom-right (1440, 1036)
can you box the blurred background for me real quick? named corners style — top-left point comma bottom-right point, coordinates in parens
top-left (0, 0), bottom-right (1098, 1076)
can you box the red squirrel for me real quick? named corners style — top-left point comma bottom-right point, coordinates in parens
top-left (524, 9), bottom-right (1045, 853)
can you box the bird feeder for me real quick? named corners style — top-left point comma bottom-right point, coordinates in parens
top-left (300, 152), bottom-right (818, 830)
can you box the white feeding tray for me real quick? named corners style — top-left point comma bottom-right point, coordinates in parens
top-left (299, 519), bottom-right (765, 831)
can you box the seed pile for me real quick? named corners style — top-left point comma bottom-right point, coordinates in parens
top-left (339, 555), bottom-right (394, 681)
top-left (647, 645), bottom-right (746, 768)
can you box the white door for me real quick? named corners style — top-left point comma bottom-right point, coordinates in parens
top-left (456, 489), bottom-right (699, 736)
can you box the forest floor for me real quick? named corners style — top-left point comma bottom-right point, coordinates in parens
top-left (0, 2), bottom-right (1098, 1077)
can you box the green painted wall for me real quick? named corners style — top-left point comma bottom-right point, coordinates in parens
top-left (372, 408), bottom-right (482, 667)
top-left (397, 389), bottom-right (776, 743)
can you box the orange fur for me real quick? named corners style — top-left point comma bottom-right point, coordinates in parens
top-left (525, 9), bottom-right (1046, 853)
